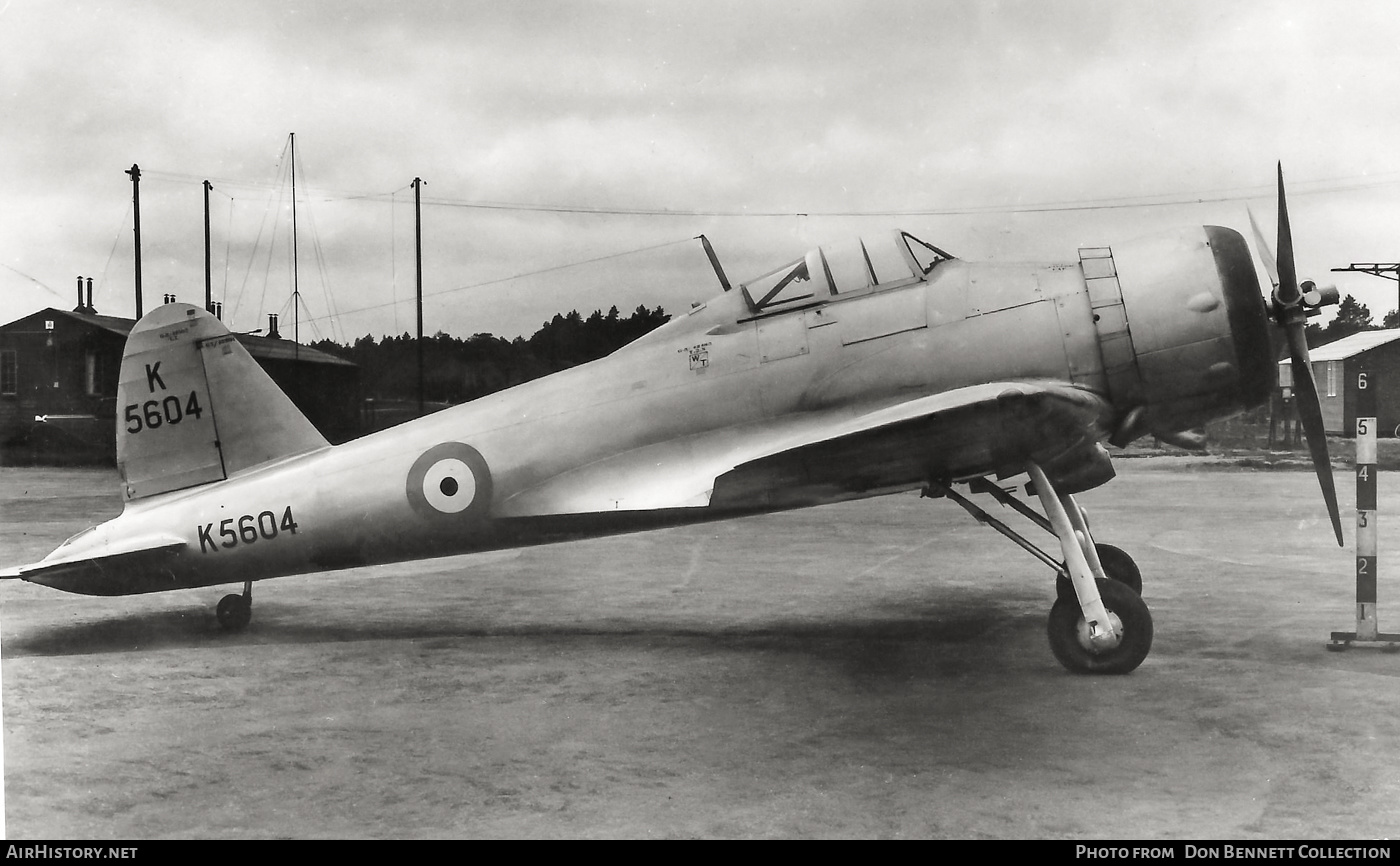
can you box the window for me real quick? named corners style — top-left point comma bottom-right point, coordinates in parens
top-left (0, 350), bottom-right (15, 395)
top-left (821, 237), bottom-right (874, 294)
top-left (742, 258), bottom-right (819, 313)
top-left (862, 232), bottom-right (919, 287)
top-left (903, 232), bottom-right (954, 275)
top-left (85, 350), bottom-right (104, 396)
top-left (741, 232), bottom-right (953, 315)
top-left (1327, 361), bottom-right (1338, 398)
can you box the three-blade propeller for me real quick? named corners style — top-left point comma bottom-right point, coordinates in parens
top-left (1249, 163), bottom-right (1344, 546)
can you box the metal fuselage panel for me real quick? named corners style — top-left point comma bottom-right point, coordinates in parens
top-left (49, 223), bottom-right (1288, 598)
top-left (33, 259), bottom-right (1114, 595)
top-left (23, 225), bottom-right (1278, 598)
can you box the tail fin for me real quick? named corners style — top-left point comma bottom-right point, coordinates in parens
top-left (117, 304), bottom-right (329, 501)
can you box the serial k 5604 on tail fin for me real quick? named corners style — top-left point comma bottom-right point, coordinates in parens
top-left (2, 170), bottom-right (1341, 675)
top-left (117, 304), bottom-right (330, 500)
top-left (8, 305), bottom-right (332, 609)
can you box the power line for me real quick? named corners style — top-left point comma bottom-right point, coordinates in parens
top-left (0, 263), bottom-right (65, 299)
top-left (399, 173), bottom-right (1400, 217)
top-left (141, 165), bottom-right (1400, 218)
top-left (299, 235), bottom-right (699, 326)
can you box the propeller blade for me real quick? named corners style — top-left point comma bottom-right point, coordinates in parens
top-left (1284, 325), bottom-right (1344, 545)
top-left (1273, 163), bottom-right (1343, 546)
top-left (1248, 207), bottom-right (1280, 290)
top-left (1275, 163), bottom-right (1301, 309)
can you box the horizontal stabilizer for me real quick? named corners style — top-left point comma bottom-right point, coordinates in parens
top-left (6, 533), bottom-right (185, 579)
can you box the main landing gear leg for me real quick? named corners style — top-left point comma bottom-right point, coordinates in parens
top-left (1027, 462), bottom-right (1153, 674)
top-left (923, 470), bottom-right (1152, 672)
top-left (216, 580), bottom-right (253, 632)
top-left (924, 478), bottom-right (1142, 597)
top-left (965, 477), bottom-right (1142, 596)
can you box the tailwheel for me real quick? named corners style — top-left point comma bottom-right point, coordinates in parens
top-left (216, 581), bottom-right (253, 631)
top-left (1047, 578), bottom-right (1153, 674)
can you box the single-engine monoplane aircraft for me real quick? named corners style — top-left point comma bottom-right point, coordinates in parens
top-left (2, 166), bottom-right (1343, 674)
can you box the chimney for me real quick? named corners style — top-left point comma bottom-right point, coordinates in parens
top-left (267, 313), bottom-right (280, 339)
top-left (75, 276), bottom-right (86, 313)
top-left (213, 301), bottom-right (223, 321)
top-left (86, 278), bottom-right (94, 314)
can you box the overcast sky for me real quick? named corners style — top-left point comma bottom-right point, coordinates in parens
top-left (4, 0), bottom-right (1400, 342)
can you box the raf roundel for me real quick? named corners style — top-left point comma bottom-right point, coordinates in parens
top-left (406, 442), bottom-right (492, 522)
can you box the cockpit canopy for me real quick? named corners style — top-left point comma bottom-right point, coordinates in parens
top-left (741, 231), bottom-right (953, 315)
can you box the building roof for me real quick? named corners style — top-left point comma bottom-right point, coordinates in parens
top-left (61, 309), bottom-right (137, 338)
top-left (1288, 329), bottom-right (1400, 364)
top-left (1, 308), bottom-right (356, 368)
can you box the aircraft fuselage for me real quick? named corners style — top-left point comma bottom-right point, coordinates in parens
top-left (26, 224), bottom-right (1268, 596)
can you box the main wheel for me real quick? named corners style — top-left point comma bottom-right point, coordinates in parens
top-left (1094, 543), bottom-right (1142, 595)
top-left (216, 593), bottom-right (251, 631)
top-left (1047, 578), bottom-right (1153, 674)
top-left (1056, 543), bottom-right (1143, 600)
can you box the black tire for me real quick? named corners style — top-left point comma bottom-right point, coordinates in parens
top-left (1095, 543), bottom-right (1142, 595)
top-left (216, 593), bottom-right (251, 631)
top-left (1047, 578), bottom-right (1153, 674)
top-left (1056, 544), bottom-right (1143, 599)
top-left (1055, 571), bottom-right (1075, 602)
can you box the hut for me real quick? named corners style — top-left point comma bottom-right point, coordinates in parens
top-left (0, 305), bottom-right (360, 464)
top-left (1278, 329), bottom-right (1400, 437)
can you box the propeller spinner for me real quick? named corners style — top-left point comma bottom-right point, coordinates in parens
top-left (1249, 163), bottom-right (1344, 546)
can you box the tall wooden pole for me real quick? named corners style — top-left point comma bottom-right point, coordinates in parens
top-left (203, 180), bottom-right (213, 314)
top-left (290, 133), bottom-right (300, 347)
top-left (126, 164), bottom-right (143, 319)
top-left (413, 176), bottom-right (424, 417)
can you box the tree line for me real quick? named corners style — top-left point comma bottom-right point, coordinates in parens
top-left (1305, 294), bottom-right (1400, 347)
top-left (310, 304), bottom-right (671, 405)
top-left (307, 292), bottom-right (1392, 406)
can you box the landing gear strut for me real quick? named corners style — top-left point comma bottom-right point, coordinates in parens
top-left (216, 580), bottom-right (253, 631)
top-left (924, 465), bottom-right (1153, 674)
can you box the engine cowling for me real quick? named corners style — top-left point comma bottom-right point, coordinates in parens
top-left (1087, 225), bottom-right (1274, 442)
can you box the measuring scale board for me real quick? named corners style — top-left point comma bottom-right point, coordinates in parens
top-left (1330, 366), bottom-right (1400, 650)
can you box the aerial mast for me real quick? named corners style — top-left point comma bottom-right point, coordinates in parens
top-left (203, 180), bottom-right (213, 314)
top-left (126, 164), bottom-right (143, 319)
top-left (290, 133), bottom-right (300, 347)
top-left (413, 176), bottom-right (425, 417)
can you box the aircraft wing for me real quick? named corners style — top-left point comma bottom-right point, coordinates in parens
top-left (498, 381), bottom-right (1114, 517)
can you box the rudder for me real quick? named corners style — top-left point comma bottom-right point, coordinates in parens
top-left (117, 304), bottom-right (329, 501)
